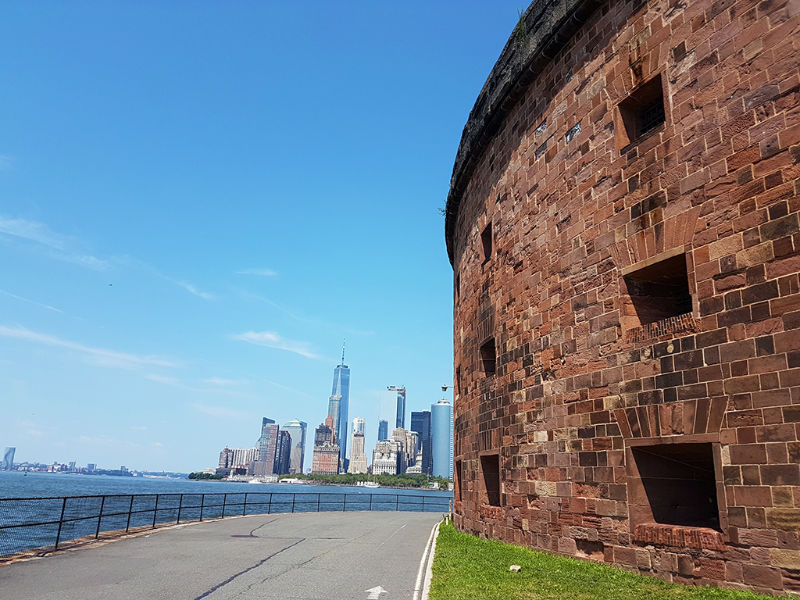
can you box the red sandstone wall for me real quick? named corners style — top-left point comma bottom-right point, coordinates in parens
top-left (451, 0), bottom-right (800, 594)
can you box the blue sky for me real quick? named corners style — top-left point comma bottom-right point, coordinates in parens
top-left (0, 2), bottom-right (522, 472)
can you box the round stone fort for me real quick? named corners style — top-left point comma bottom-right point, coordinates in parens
top-left (446, 0), bottom-right (800, 594)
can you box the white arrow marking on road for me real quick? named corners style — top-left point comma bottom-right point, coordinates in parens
top-left (365, 586), bottom-right (387, 599)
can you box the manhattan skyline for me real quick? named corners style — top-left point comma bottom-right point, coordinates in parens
top-left (0, 2), bottom-right (522, 472)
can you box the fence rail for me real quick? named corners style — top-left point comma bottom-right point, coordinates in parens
top-left (0, 491), bottom-right (451, 557)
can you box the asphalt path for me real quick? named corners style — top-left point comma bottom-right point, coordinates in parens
top-left (0, 511), bottom-right (442, 600)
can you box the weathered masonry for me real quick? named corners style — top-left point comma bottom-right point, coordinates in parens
top-left (445, 0), bottom-right (800, 595)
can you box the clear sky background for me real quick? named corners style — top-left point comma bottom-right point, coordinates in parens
top-left (0, 2), bottom-right (522, 473)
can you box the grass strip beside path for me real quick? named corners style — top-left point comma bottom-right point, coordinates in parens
top-left (429, 523), bottom-right (777, 600)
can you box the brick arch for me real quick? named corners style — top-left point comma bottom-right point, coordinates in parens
top-left (609, 206), bottom-right (702, 271)
top-left (613, 397), bottom-right (728, 440)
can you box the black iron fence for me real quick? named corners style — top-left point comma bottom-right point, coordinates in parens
top-left (0, 492), bottom-right (451, 557)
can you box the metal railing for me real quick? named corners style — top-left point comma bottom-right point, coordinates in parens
top-left (0, 491), bottom-right (451, 557)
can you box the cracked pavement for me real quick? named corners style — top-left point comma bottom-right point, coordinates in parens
top-left (0, 511), bottom-right (442, 600)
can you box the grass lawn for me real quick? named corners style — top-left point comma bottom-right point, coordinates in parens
top-left (429, 522), bottom-right (777, 600)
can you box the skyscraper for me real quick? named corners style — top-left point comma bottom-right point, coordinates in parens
top-left (274, 430), bottom-right (292, 475)
top-left (254, 417), bottom-right (279, 476)
top-left (431, 399), bottom-right (453, 478)
top-left (282, 419), bottom-right (307, 474)
top-left (348, 418), bottom-right (367, 473)
top-left (378, 419), bottom-right (389, 441)
top-left (329, 346), bottom-right (350, 466)
top-left (2, 447), bottom-right (15, 471)
top-left (388, 386), bottom-right (406, 429)
top-left (411, 410), bottom-right (432, 475)
top-left (348, 432), bottom-right (368, 474)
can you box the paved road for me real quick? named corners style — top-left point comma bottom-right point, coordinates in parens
top-left (0, 511), bottom-right (441, 600)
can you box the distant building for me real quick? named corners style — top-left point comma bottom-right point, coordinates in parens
top-left (218, 447), bottom-right (231, 469)
top-left (254, 417), bottom-right (279, 476)
top-left (274, 430), bottom-right (292, 475)
top-left (372, 439), bottom-right (400, 475)
top-left (388, 386), bottom-right (406, 429)
top-left (311, 416), bottom-right (340, 475)
top-left (431, 399), bottom-right (453, 478)
top-left (391, 427), bottom-right (418, 474)
top-left (348, 432), bottom-right (368, 474)
top-left (352, 417), bottom-right (365, 435)
top-left (86, 463), bottom-right (96, 473)
top-left (282, 419), bottom-right (307, 474)
top-left (2, 447), bottom-right (15, 470)
top-left (217, 446), bottom-right (258, 473)
top-left (411, 410), bottom-right (432, 475)
top-left (378, 419), bottom-right (389, 441)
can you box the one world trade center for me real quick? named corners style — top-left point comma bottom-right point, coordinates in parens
top-left (327, 345), bottom-right (350, 470)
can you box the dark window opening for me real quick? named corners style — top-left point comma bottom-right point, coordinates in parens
top-left (480, 338), bottom-right (496, 376)
top-left (455, 459), bottom-right (463, 502)
top-left (624, 254), bottom-right (691, 325)
top-left (455, 273), bottom-right (460, 299)
top-left (619, 74), bottom-right (665, 146)
top-left (481, 223), bottom-right (493, 263)
top-left (632, 443), bottom-right (720, 529)
top-left (480, 454), bottom-right (500, 507)
top-left (456, 366), bottom-right (461, 396)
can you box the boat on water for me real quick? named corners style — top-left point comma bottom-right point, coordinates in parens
top-left (357, 481), bottom-right (380, 488)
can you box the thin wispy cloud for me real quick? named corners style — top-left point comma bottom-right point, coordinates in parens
top-left (0, 325), bottom-right (177, 369)
top-left (145, 374), bottom-right (182, 386)
top-left (0, 215), bottom-right (110, 270)
top-left (188, 402), bottom-right (247, 419)
top-left (0, 216), bottom-right (66, 249)
top-left (0, 155), bottom-right (12, 171)
top-left (176, 281), bottom-right (215, 301)
top-left (18, 419), bottom-right (46, 439)
top-left (0, 288), bottom-right (63, 313)
top-left (264, 377), bottom-right (315, 400)
top-left (231, 330), bottom-right (321, 359)
top-left (236, 268), bottom-right (277, 277)
top-left (112, 256), bottom-right (217, 302)
top-left (237, 291), bottom-right (375, 337)
top-left (203, 377), bottom-right (246, 387)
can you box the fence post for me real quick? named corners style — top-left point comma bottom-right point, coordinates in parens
top-left (177, 494), bottom-right (184, 524)
top-left (395, 494), bottom-right (399, 511)
top-left (152, 495), bottom-right (159, 528)
top-left (95, 496), bottom-right (106, 539)
top-left (422, 495), bottom-right (425, 512)
top-left (267, 493), bottom-right (272, 514)
top-left (125, 496), bottom-right (134, 533)
top-left (243, 493), bottom-right (247, 516)
top-left (54, 497), bottom-right (68, 549)
top-left (291, 494), bottom-right (295, 513)
top-left (317, 494), bottom-right (321, 512)
top-left (222, 493), bottom-right (227, 519)
top-left (200, 494), bottom-right (205, 521)
top-left (369, 494), bottom-right (373, 511)
top-left (342, 494), bottom-right (346, 512)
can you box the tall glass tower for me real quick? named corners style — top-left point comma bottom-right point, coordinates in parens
top-left (388, 386), bottom-right (406, 429)
top-left (411, 410), bottom-right (432, 475)
top-left (282, 419), bottom-right (307, 474)
top-left (431, 399), bottom-right (453, 478)
top-left (328, 346), bottom-right (350, 466)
